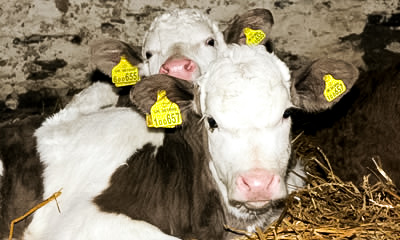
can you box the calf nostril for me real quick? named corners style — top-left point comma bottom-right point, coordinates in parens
top-left (237, 176), bottom-right (252, 192)
top-left (159, 65), bottom-right (169, 74)
top-left (184, 60), bottom-right (196, 72)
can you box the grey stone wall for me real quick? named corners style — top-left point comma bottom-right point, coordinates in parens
top-left (1, 0), bottom-right (399, 111)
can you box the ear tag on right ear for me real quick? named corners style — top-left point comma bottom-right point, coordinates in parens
top-left (146, 90), bottom-right (182, 128)
top-left (112, 56), bottom-right (141, 87)
top-left (323, 74), bottom-right (347, 102)
top-left (243, 27), bottom-right (266, 46)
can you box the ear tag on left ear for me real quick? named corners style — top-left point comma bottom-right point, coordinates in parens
top-left (323, 74), bottom-right (347, 102)
top-left (146, 90), bottom-right (182, 128)
top-left (243, 27), bottom-right (266, 46)
top-left (111, 56), bottom-right (141, 87)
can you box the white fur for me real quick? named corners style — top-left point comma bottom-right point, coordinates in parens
top-left (286, 160), bottom-right (306, 194)
top-left (141, 9), bottom-right (227, 78)
top-left (0, 158), bottom-right (3, 177)
top-left (24, 197), bottom-right (177, 240)
top-left (49, 81), bottom-right (119, 124)
top-left (197, 45), bottom-right (302, 218)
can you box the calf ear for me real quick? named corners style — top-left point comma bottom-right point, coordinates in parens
top-left (223, 8), bottom-right (274, 52)
top-left (291, 58), bottom-right (359, 112)
top-left (89, 39), bottom-right (142, 77)
top-left (131, 74), bottom-right (196, 118)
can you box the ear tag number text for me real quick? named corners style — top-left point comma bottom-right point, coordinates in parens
top-left (243, 27), bottom-right (266, 46)
top-left (112, 56), bottom-right (140, 87)
top-left (146, 90), bottom-right (182, 128)
top-left (323, 74), bottom-right (347, 102)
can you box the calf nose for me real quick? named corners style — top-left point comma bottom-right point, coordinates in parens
top-left (236, 169), bottom-right (280, 201)
top-left (159, 58), bottom-right (197, 81)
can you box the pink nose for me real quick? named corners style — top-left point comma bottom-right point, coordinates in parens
top-left (236, 169), bottom-right (280, 201)
top-left (159, 58), bottom-right (197, 81)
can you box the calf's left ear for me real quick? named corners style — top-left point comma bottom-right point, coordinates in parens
top-left (130, 74), bottom-right (196, 117)
top-left (291, 58), bottom-right (359, 112)
top-left (223, 8), bottom-right (274, 52)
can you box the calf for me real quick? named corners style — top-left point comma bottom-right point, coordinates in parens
top-left (20, 45), bottom-right (357, 239)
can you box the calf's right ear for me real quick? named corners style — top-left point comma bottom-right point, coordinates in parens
top-left (89, 39), bottom-right (142, 77)
top-left (291, 58), bottom-right (359, 112)
top-left (130, 74), bottom-right (196, 119)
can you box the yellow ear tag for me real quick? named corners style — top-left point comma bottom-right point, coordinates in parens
top-left (243, 27), bottom-right (266, 46)
top-left (111, 56), bottom-right (140, 87)
top-left (146, 90), bottom-right (182, 128)
top-left (323, 74), bottom-right (347, 102)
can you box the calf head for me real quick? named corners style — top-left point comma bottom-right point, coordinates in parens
top-left (196, 45), bottom-right (358, 219)
top-left (196, 45), bottom-right (292, 218)
top-left (131, 45), bottom-right (359, 223)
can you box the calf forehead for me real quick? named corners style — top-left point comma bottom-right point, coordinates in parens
top-left (210, 83), bottom-right (289, 128)
top-left (146, 23), bottom-right (213, 49)
top-left (200, 45), bottom-right (291, 128)
top-left (144, 10), bottom-right (215, 49)
top-left (150, 9), bottom-right (212, 28)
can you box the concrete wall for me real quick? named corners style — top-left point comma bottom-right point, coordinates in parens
top-left (1, 0), bottom-right (399, 111)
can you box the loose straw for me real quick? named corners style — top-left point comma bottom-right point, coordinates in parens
top-left (8, 189), bottom-right (62, 240)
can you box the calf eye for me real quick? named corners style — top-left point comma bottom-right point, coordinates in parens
top-left (145, 51), bottom-right (153, 59)
top-left (283, 108), bottom-right (292, 119)
top-left (206, 38), bottom-right (215, 47)
top-left (207, 117), bottom-right (218, 131)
